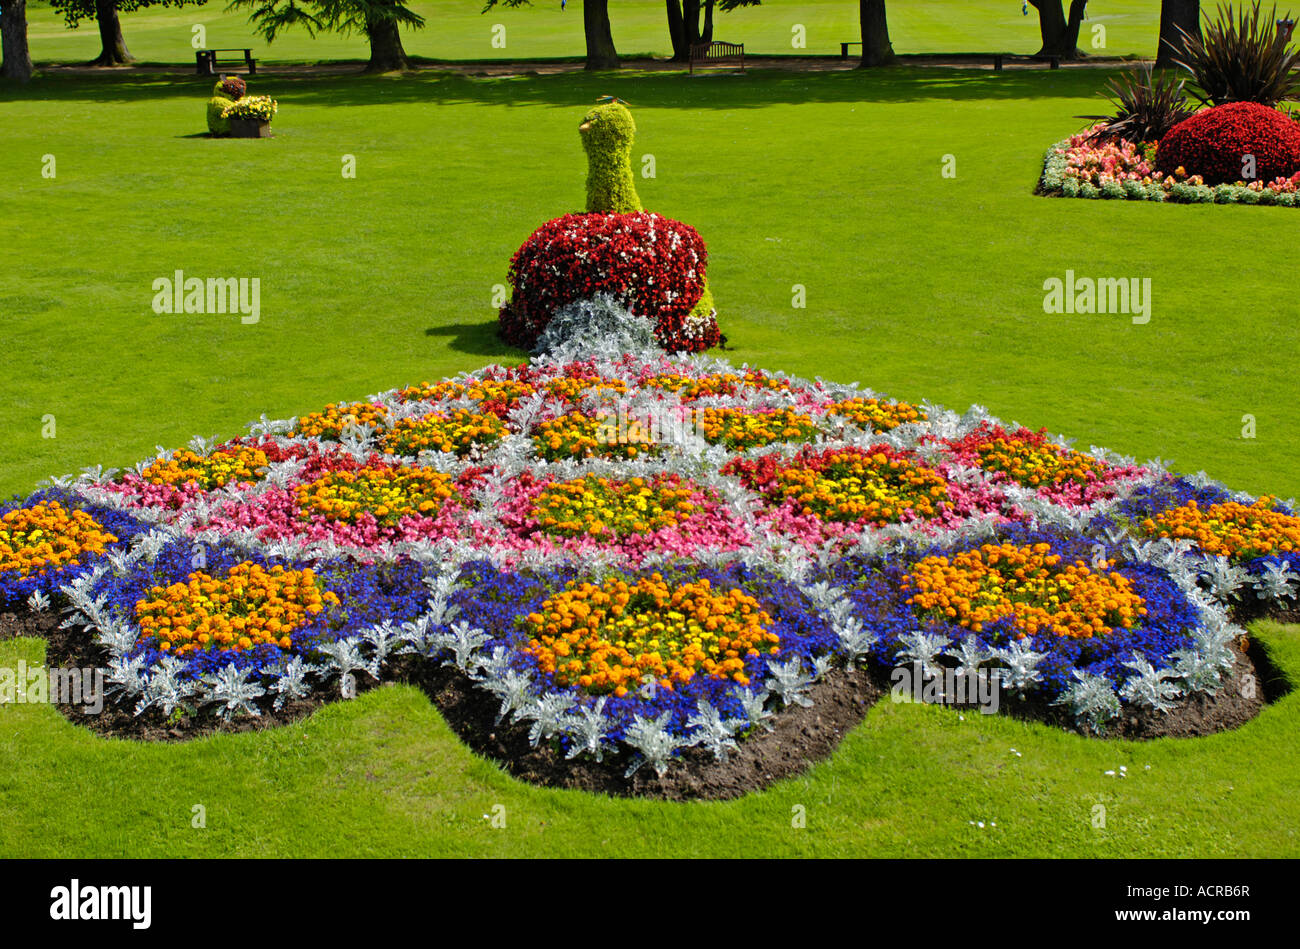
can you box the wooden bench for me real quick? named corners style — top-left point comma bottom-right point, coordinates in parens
top-left (689, 41), bottom-right (745, 74)
top-left (993, 52), bottom-right (1060, 70)
top-left (840, 41), bottom-right (861, 59)
top-left (196, 49), bottom-right (257, 77)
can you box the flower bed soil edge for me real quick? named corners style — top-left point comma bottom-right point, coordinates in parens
top-left (1, 605), bottom-right (1287, 802)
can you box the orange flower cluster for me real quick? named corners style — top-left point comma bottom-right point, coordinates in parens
top-left (692, 407), bottom-right (819, 450)
top-left (533, 412), bottom-right (656, 461)
top-left (1140, 497), bottom-right (1300, 560)
top-left (134, 562), bottom-right (341, 655)
top-left (0, 502), bottom-right (118, 578)
top-left (973, 434), bottom-right (1107, 488)
top-left (826, 397), bottom-right (927, 433)
top-left (292, 402), bottom-right (390, 440)
top-left (522, 575), bottom-right (778, 695)
top-left (140, 446), bottom-right (270, 489)
top-left (903, 542), bottom-right (1147, 639)
top-left (380, 410), bottom-right (506, 457)
top-left (398, 378), bottom-right (537, 412)
top-left (296, 466), bottom-right (458, 526)
top-left (542, 376), bottom-right (628, 402)
top-left (776, 450), bottom-right (948, 525)
top-left (529, 476), bottom-right (696, 539)
top-left (642, 370), bottom-right (790, 401)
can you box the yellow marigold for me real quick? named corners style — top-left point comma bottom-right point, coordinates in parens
top-left (693, 407), bottom-right (819, 450)
top-left (1140, 497), bottom-right (1300, 560)
top-left (296, 467), bottom-right (458, 526)
top-left (532, 412), bottom-right (657, 461)
top-left (903, 542), bottom-right (1146, 639)
top-left (826, 397), bottom-right (926, 433)
top-left (398, 378), bottom-right (537, 410)
top-left (774, 450), bottom-right (948, 525)
top-left (529, 475), bottom-right (699, 539)
top-left (292, 402), bottom-right (390, 440)
top-left (642, 370), bottom-right (789, 400)
top-left (140, 446), bottom-right (269, 489)
top-left (134, 562), bottom-right (341, 656)
top-left (522, 575), bottom-right (777, 694)
top-left (974, 435), bottom-right (1107, 488)
top-left (0, 502), bottom-right (117, 578)
top-left (381, 410), bottom-right (506, 457)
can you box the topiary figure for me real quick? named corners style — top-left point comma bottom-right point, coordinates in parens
top-left (580, 101), bottom-right (642, 213)
top-left (501, 211), bottom-right (717, 353)
top-left (206, 76), bottom-right (246, 137)
top-left (207, 96), bottom-right (234, 136)
top-left (499, 100), bottom-right (722, 354)
top-left (1157, 101), bottom-right (1300, 184)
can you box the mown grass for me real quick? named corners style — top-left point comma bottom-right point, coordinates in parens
top-left (22, 0), bottom-right (1162, 64)
top-left (1, 61), bottom-right (1298, 857)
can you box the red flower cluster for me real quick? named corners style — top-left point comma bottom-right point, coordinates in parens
top-left (499, 211), bottom-right (721, 353)
top-left (1158, 102), bottom-right (1300, 184)
top-left (218, 76), bottom-right (246, 99)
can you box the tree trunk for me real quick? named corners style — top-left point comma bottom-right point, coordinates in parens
top-left (90, 0), bottom-right (133, 66)
top-left (584, 0), bottom-right (620, 70)
top-left (364, 12), bottom-right (409, 72)
top-left (702, 0), bottom-right (715, 44)
top-left (1, 0), bottom-right (33, 83)
top-left (1029, 0), bottom-right (1089, 60)
top-left (859, 0), bottom-right (895, 67)
top-left (683, 0), bottom-right (702, 47)
top-left (666, 0), bottom-right (689, 61)
top-left (1156, 0), bottom-right (1200, 68)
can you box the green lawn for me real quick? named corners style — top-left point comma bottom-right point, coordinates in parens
top-left (23, 0), bottom-right (1163, 64)
top-left (2, 60), bottom-right (1299, 857)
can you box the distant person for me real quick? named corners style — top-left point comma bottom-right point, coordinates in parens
top-left (561, 0), bottom-right (566, 9)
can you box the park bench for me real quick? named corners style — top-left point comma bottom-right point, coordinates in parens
top-left (195, 49), bottom-right (258, 77)
top-left (993, 52), bottom-right (1060, 70)
top-left (689, 41), bottom-right (745, 74)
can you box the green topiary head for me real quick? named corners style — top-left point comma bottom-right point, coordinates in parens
top-left (579, 101), bottom-right (636, 152)
top-left (579, 101), bottom-right (641, 213)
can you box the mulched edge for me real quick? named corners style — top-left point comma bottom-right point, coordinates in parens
top-left (1, 600), bottom-right (1293, 801)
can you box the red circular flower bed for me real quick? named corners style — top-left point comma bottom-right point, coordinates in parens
top-left (499, 211), bottom-right (720, 353)
top-left (1157, 102), bottom-right (1300, 184)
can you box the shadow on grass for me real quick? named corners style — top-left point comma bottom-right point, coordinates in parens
top-left (424, 321), bottom-right (525, 359)
top-left (1, 65), bottom-right (1120, 110)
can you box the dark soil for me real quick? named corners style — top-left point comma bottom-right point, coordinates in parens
top-left (35, 609), bottom-right (350, 742)
top-left (1, 598), bottom-right (1292, 800)
top-left (396, 657), bottom-right (880, 801)
top-left (992, 638), bottom-right (1269, 739)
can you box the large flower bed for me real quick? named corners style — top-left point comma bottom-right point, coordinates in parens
top-left (9, 353), bottom-right (1292, 780)
top-left (1039, 118), bottom-right (1300, 206)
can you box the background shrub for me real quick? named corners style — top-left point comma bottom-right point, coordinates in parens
top-left (1176, 1), bottom-right (1300, 107)
top-left (1087, 64), bottom-right (1195, 143)
top-left (1157, 101), bottom-right (1300, 182)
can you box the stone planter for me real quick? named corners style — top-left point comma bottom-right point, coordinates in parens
top-left (228, 117), bottom-right (272, 138)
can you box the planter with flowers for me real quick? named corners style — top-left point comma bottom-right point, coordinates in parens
top-left (222, 95), bottom-right (278, 138)
top-left (206, 75), bottom-right (246, 137)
